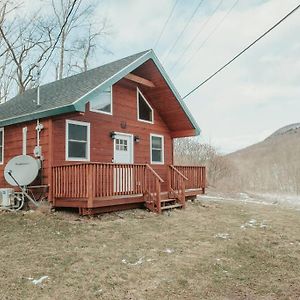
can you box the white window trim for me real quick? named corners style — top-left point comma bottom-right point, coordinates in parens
top-left (137, 87), bottom-right (154, 124)
top-left (66, 120), bottom-right (90, 161)
top-left (90, 86), bottom-right (113, 116)
top-left (150, 133), bottom-right (164, 165)
top-left (113, 132), bottom-right (134, 164)
top-left (0, 127), bottom-right (4, 165)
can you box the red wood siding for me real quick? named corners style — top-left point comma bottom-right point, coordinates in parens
top-left (51, 79), bottom-right (173, 191)
top-left (132, 60), bottom-right (196, 137)
top-left (0, 80), bottom-right (174, 191)
top-left (0, 119), bottom-right (51, 188)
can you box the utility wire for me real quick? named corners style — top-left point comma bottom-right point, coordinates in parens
top-left (39, 0), bottom-right (78, 73)
top-left (182, 3), bottom-right (300, 100)
top-left (169, 0), bottom-right (223, 71)
top-left (163, 0), bottom-right (205, 62)
top-left (154, 0), bottom-right (180, 49)
top-left (174, 0), bottom-right (238, 73)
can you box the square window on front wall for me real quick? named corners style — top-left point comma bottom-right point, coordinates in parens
top-left (90, 87), bottom-right (112, 114)
top-left (66, 121), bottom-right (90, 160)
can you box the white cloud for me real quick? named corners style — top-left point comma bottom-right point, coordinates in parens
top-left (165, 0), bottom-right (300, 153)
top-left (12, 0), bottom-right (300, 153)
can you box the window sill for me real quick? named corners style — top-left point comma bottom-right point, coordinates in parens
top-left (66, 158), bottom-right (90, 162)
top-left (90, 109), bottom-right (113, 116)
top-left (150, 161), bottom-right (164, 165)
top-left (138, 118), bottom-right (154, 124)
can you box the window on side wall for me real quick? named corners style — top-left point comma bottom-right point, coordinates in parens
top-left (0, 128), bottom-right (3, 164)
top-left (90, 87), bottom-right (112, 115)
top-left (150, 134), bottom-right (164, 164)
top-left (66, 120), bottom-right (90, 161)
top-left (137, 88), bottom-right (153, 123)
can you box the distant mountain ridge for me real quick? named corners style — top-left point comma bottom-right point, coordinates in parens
top-left (225, 123), bottom-right (300, 194)
top-left (266, 123), bottom-right (300, 139)
top-left (227, 122), bottom-right (300, 157)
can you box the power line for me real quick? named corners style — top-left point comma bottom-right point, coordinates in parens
top-left (175, 0), bottom-right (238, 74)
top-left (182, 3), bottom-right (300, 100)
top-left (163, 0), bottom-right (205, 62)
top-left (154, 0), bottom-right (180, 49)
top-left (39, 0), bottom-right (78, 73)
top-left (169, 0), bottom-right (223, 71)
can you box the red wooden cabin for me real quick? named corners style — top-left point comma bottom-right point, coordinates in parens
top-left (0, 50), bottom-right (205, 215)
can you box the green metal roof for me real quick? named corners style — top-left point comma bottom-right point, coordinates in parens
top-left (0, 49), bottom-right (200, 135)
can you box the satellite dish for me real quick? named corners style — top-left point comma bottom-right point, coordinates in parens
top-left (4, 155), bottom-right (40, 187)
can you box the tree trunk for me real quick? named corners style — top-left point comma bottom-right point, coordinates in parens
top-left (58, 32), bottom-right (65, 80)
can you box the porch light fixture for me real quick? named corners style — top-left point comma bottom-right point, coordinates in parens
top-left (134, 135), bottom-right (140, 143)
top-left (110, 131), bottom-right (116, 139)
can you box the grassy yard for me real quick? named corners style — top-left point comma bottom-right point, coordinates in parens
top-left (0, 197), bottom-right (300, 299)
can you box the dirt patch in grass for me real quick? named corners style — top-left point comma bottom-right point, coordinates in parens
top-left (0, 198), bottom-right (300, 299)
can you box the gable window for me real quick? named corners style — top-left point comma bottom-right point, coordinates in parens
top-left (137, 88), bottom-right (153, 123)
top-left (66, 120), bottom-right (90, 161)
top-left (0, 128), bottom-right (3, 164)
top-left (90, 87), bottom-right (112, 115)
top-left (150, 134), bottom-right (164, 164)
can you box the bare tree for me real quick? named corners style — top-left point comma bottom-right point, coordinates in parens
top-left (0, 0), bottom-right (112, 100)
top-left (50, 0), bottom-right (112, 79)
top-left (0, 1), bottom-right (18, 101)
top-left (0, 51), bottom-right (15, 102)
top-left (67, 19), bottom-right (112, 74)
top-left (174, 137), bottom-right (233, 186)
top-left (0, 2), bottom-right (55, 95)
top-left (50, 0), bottom-right (108, 79)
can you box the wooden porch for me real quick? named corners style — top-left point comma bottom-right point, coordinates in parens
top-left (50, 163), bottom-right (206, 215)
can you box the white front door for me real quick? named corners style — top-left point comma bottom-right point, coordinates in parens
top-left (114, 133), bottom-right (133, 164)
top-left (113, 133), bottom-right (133, 193)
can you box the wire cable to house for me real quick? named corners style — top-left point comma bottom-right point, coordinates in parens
top-left (154, 0), bottom-right (180, 49)
top-left (182, 2), bottom-right (300, 100)
top-left (39, 0), bottom-right (78, 73)
top-left (169, 0), bottom-right (223, 71)
top-left (173, 0), bottom-right (238, 73)
top-left (163, 0), bottom-right (205, 62)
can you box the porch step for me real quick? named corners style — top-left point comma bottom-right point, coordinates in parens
top-left (161, 203), bottom-right (182, 210)
top-left (160, 198), bottom-right (177, 203)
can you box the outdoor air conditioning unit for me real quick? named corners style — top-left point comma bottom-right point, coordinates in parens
top-left (0, 188), bottom-right (15, 208)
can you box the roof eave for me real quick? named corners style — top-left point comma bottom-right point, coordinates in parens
top-left (149, 51), bottom-right (201, 136)
top-left (0, 104), bottom-right (79, 127)
top-left (0, 49), bottom-right (201, 135)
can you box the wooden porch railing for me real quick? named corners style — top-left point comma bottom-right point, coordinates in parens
top-left (51, 163), bottom-right (205, 213)
top-left (52, 162), bottom-right (164, 212)
top-left (173, 165), bottom-right (206, 192)
top-left (168, 165), bottom-right (188, 208)
top-left (52, 164), bottom-right (89, 199)
top-left (144, 164), bottom-right (164, 214)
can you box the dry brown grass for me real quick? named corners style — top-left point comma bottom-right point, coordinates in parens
top-left (0, 198), bottom-right (300, 300)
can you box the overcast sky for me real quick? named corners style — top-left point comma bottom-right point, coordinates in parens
top-left (23, 0), bottom-right (300, 153)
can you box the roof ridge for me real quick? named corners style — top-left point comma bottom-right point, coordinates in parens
top-left (40, 49), bottom-right (151, 89)
top-left (3, 49), bottom-right (152, 102)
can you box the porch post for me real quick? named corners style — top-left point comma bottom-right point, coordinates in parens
top-left (87, 164), bottom-right (94, 208)
top-left (167, 165), bottom-right (171, 197)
